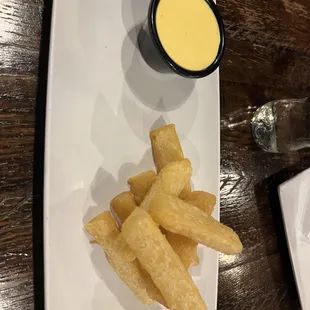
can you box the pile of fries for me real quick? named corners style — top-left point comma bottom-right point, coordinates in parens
top-left (85, 124), bottom-right (242, 310)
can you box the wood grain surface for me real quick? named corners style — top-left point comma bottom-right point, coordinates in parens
top-left (0, 0), bottom-right (309, 309)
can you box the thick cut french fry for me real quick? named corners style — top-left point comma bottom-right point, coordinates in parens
top-left (125, 164), bottom-right (197, 269)
top-left (185, 191), bottom-right (216, 216)
top-left (85, 211), bottom-right (119, 250)
top-left (166, 233), bottom-right (199, 269)
top-left (117, 171), bottom-right (198, 268)
top-left (122, 208), bottom-right (207, 310)
top-left (85, 211), bottom-right (166, 306)
top-left (138, 263), bottom-right (169, 308)
top-left (105, 254), bottom-right (153, 305)
top-left (140, 159), bottom-right (192, 211)
top-left (150, 124), bottom-right (191, 198)
top-left (112, 233), bottom-right (136, 262)
top-left (84, 212), bottom-right (151, 304)
top-left (88, 236), bottom-right (135, 263)
top-left (145, 276), bottom-right (168, 308)
top-left (128, 171), bottom-right (156, 205)
top-left (110, 191), bottom-right (137, 223)
top-left (167, 191), bottom-right (216, 267)
top-left (149, 194), bottom-right (243, 255)
top-left (125, 166), bottom-right (197, 268)
top-left (150, 124), bottom-right (184, 171)
top-left (84, 212), bottom-right (135, 262)
top-left (150, 125), bottom-right (195, 263)
top-left (179, 183), bottom-right (191, 199)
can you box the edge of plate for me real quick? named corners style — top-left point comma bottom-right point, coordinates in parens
top-left (213, 0), bottom-right (220, 307)
top-left (211, 68), bottom-right (220, 310)
top-left (278, 176), bottom-right (303, 309)
top-left (42, 2), bottom-right (221, 309)
top-left (43, 0), bottom-right (58, 309)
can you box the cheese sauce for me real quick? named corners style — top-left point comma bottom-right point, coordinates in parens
top-left (156, 0), bottom-right (221, 71)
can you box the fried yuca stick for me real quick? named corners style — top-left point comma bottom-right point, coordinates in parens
top-left (122, 167), bottom-right (205, 268)
top-left (109, 189), bottom-right (198, 279)
top-left (140, 159), bottom-right (192, 211)
top-left (84, 212), bottom-right (152, 304)
top-left (128, 170), bottom-right (156, 205)
top-left (122, 208), bottom-right (207, 310)
top-left (84, 212), bottom-right (135, 262)
top-left (165, 233), bottom-right (199, 269)
top-left (85, 211), bottom-right (166, 306)
top-left (125, 165), bottom-right (198, 268)
top-left (179, 183), bottom-right (191, 200)
top-left (150, 124), bottom-right (191, 198)
top-left (149, 193), bottom-right (243, 255)
top-left (138, 264), bottom-right (168, 308)
top-left (167, 191), bottom-right (216, 268)
top-left (150, 125), bottom-right (197, 267)
top-left (185, 191), bottom-right (216, 216)
top-left (126, 167), bottom-right (198, 268)
top-left (150, 124), bottom-right (184, 171)
top-left (85, 212), bottom-right (118, 248)
top-left (110, 191), bottom-right (137, 223)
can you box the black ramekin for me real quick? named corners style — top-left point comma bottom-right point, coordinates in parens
top-left (147, 0), bottom-right (225, 79)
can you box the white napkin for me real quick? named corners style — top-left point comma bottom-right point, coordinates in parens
top-left (279, 168), bottom-right (310, 310)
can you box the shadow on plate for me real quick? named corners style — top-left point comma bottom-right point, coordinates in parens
top-left (120, 92), bottom-right (170, 143)
top-left (121, 25), bottom-right (196, 112)
top-left (90, 247), bottom-right (161, 310)
top-left (83, 150), bottom-right (162, 310)
top-left (189, 246), bottom-right (204, 277)
top-left (121, 0), bottom-right (196, 112)
top-left (121, 0), bottom-right (149, 38)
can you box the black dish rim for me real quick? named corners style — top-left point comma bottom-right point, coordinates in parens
top-left (148, 0), bottom-right (226, 79)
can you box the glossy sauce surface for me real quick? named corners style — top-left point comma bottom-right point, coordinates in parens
top-left (156, 0), bottom-right (220, 71)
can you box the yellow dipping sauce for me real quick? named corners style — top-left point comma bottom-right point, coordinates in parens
top-left (156, 0), bottom-right (221, 71)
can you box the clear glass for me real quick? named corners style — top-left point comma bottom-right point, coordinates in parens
top-left (252, 97), bottom-right (310, 153)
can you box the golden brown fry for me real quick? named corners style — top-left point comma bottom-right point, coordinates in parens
top-left (85, 211), bottom-right (119, 250)
top-left (150, 124), bottom-right (184, 171)
top-left (110, 192), bottom-right (136, 223)
top-left (145, 276), bottom-right (168, 308)
top-left (149, 193), bottom-right (243, 255)
top-left (125, 165), bottom-right (195, 269)
top-left (126, 166), bottom-right (197, 268)
top-left (122, 208), bottom-right (207, 310)
top-left (140, 159), bottom-right (192, 211)
top-left (112, 233), bottom-right (136, 262)
top-left (105, 254), bottom-right (153, 305)
top-left (85, 212), bottom-right (151, 304)
top-left (147, 129), bottom-right (196, 266)
top-left (85, 213), bottom-right (149, 301)
top-left (84, 211), bottom-right (135, 263)
top-left (122, 165), bottom-right (197, 268)
top-left (85, 211), bottom-right (166, 306)
top-left (128, 171), bottom-right (156, 205)
top-left (179, 183), bottom-right (191, 199)
top-left (150, 124), bottom-right (191, 198)
top-left (138, 263), bottom-right (169, 308)
top-left (166, 233), bottom-right (199, 269)
top-left (168, 189), bottom-right (217, 267)
top-left (185, 191), bottom-right (216, 216)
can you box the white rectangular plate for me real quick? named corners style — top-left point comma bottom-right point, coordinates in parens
top-left (279, 168), bottom-right (310, 310)
top-left (44, 0), bottom-right (220, 309)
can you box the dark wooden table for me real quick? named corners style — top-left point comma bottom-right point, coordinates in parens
top-left (1, 0), bottom-right (310, 309)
